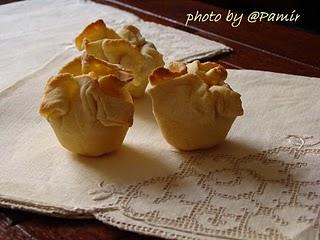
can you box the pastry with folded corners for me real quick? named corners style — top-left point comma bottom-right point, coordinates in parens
top-left (39, 54), bottom-right (134, 156)
top-left (148, 61), bottom-right (243, 151)
top-left (75, 19), bottom-right (164, 98)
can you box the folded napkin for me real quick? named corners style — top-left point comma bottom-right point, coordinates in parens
top-left (0, 0), bottom-right (231, 92)
top-left (1, 62), bottom-right (320, 240)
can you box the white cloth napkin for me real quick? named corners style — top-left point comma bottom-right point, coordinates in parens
top-left (1, 63), bottom-right (320, 240)
top-left (0, 0), bottom-right (231, 92)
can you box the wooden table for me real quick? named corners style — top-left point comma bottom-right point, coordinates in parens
top-left (1, 1), bottom-right (320, 239)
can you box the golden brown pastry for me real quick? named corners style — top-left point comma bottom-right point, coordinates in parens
top-left (75, 19), bottom-right (120, 50)
top-left (75, 19), bottom-right (164, 98)
top-left (40, 54), bottom-right (134, 156)
top-left (148, 61), bottom-right (243, 151)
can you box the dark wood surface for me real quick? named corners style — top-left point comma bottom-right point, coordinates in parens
top-left (1, 0), bottom-right (320, 240)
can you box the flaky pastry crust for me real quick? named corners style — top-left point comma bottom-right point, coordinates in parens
top-left (148, 61), bottom-right (243, 151)
top-left (40, 54), bottom-right (134, 156)
top-left (74, 19), bottom-right (164, 98)
top-left (75, 19), bottom-right (120, 50)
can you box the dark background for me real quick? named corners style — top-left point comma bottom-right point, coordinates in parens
top-left (203, 0), bottom-right (318, 33)
top-left (0, 0), bottom-right (318, 32)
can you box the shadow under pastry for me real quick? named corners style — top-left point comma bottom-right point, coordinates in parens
top-left (71, 145), bottom-right (174, 184)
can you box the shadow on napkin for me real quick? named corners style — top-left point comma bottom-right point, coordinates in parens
top-left (71, 136), bottom-right (295, 191)
top-left (72, 145), bottom-right (174, 183)
top-left (178, 139), bottom-right (294, 182)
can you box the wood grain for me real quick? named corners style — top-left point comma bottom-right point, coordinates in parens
top-left (0, 209), bottom-right (159, 240)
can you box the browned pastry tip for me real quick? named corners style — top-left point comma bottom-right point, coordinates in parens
top-left (149, 62), bottom-right (187, 85)
top-left (82, 53), bottom-right (133, 82)
top-left (199, 61), bottom-right (227, 85)
top-left (123, 25), bottom-right (140, 35)
top-left (75, 19), bottom-right (120, 50)
top-left (167, 62), bottom-right (187, 74)
top-left (58, 53), bottom-right (133, 84)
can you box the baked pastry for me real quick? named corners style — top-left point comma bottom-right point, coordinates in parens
top-left (148, 61), bottom-right (243, 151)
top-left (39, 54), bottom-right (134, 156)
top-left (75, 19), bottom-right (164, 98)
